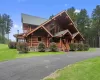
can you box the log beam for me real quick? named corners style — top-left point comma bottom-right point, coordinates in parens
top-left (66, 16), bottom-right (69, 19)
top-left (68, 23), bottom-right (73, 26)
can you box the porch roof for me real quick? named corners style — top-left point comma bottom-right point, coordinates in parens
top-left (72, 32), bottom-right (85, 40)
top-left (54, 29), bottom-right (72, 37)
top-left (13, 33), bottom-right (26, 39)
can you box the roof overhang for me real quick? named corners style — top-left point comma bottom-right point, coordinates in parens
top-left (13, 33), bottom-right (25, 39)
top-left (25, 26), bottom-right (53, 37)
top-left (54, 29), bottom-right (72, 38)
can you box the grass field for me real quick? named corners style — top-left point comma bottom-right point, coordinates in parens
top-left (88, 48), bottom-right (96, 51)
top-left (0, 44), bottom-right (64, 62)
top-left (44, 57), bottom-right (100, 80)
top-left (78, 48), bottom-right (96, 52)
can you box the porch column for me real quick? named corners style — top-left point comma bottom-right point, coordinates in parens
top-left (31, 35), bottom-right (32, 47)
top-left (60, 37), bottom-right (62, 48)
top-left (24, 38), bottom-right (26, 42)
top-left (47, 37), bottom-right (49, 47)
top-left (16, 38), bottom-right (18, 42)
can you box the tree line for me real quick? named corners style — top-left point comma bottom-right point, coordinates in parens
top-left (67, 5), bottom-right (100, 47)
top-left (0, 14), bottom-right (13, 43)
top-left (50, 5), bottom-right (100, 48)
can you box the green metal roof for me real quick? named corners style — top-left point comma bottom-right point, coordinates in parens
top-left (21, 13), bottom-right (47, 25)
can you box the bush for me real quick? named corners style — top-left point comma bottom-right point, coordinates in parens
top-left (38, 42), bottom-right (45, 52)
top-left (84, 44), bottom-right (89, 51)
top-left (16, 42), bottom-right (29, 53)
top-left (49, 42), bottom-right (58, 52)
top-left (8, 42), bottom-right (16, 49)
top-left (69, 43), bottom-right (78, 51)
top-left (77, 43), bottom-right (84, 51)
top-left (69, 43), bottom-right (89, 51)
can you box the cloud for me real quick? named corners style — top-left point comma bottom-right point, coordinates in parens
top-left (21, 25), bottom-right (23, 29)
top-left (10, 24), bottom-right (22, 41)
top-left (64, 4), bottom-right (74, 7)
top-left (13, 24), bottom-right (22, 29)
top-left (14, 24), bottom-right (19, 28)
top-left (75, 9), bottom-right (80, 13)
top-left (64, 4), bottom-right (68, 7)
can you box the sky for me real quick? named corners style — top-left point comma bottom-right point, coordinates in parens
top-left (0, 0), bottom-right (100, 41)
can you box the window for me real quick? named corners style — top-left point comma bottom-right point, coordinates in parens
top-left (38, 37), bottom-right (41, 41)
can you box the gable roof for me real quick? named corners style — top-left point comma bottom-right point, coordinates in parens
top-left (72, 32), bottom-right (79, 39)
top-left (25, 10), bottom-right (67, 37)
top-left (23, 10), bottom-right (84, 40)
top-left (25, 26), bottom-right (53, 37)
top-left (54, 29), bottom-right (72, 37)
top-left (21, 13), bottom-right (47, 25)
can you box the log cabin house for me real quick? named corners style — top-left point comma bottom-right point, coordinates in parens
top-left (14, 10), bottom-right (84, 51)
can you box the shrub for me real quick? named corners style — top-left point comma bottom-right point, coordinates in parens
top-left (8, 42), bottom-right (16, 49)
top-left (69, 43), bottom-right (90, 51)
top-left (49, 42), bottom-right (58, 52)
top-left (69, 43), bottom-right (78, 51)
top-left (77, 43), bottom-right (84, 51)
top-left (16, 42), bottom-right (29, 53)
top-left (84, 44), bottom-right (89, 51)
top-left (38, 42), bottom-right (45, 52)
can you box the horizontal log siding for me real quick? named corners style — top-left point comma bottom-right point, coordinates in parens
top-left (23, 23), bottom-right (38, 33)
top-left (27, 36), bottom-right (47, 47)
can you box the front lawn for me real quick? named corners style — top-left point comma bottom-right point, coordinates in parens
top-left (76, 48), bottom-right (96, 52)
top-left (0, 44), bottom-right (64, 62)
top-left (44, 57), bottom-right (100, 80)
top-left (88, 48), bottom-right (96, 52)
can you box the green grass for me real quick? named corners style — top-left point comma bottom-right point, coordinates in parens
top-left (88, 48), bottom-right (96, 52)
top-left (0, 44), bottom-right (64, 62)
top-left (76, 48), bottom-right (96, 52)
top-left (44, 57), bottom-right (100, 80)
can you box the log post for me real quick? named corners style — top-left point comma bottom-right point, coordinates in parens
top-left (60, 37), bottom-right (62, 48)
top-left (31, 35), bottom-right (32, 47)
top-left (47, 37), bottom-right (49, 47)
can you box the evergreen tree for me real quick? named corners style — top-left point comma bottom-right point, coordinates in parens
top-left (49, 14), bottom-right (54, 19)
top-left (0, 14), bottom-right (13, 43)
top-left (92, 5), bottom-right (100, 47)
top-left (67, 7), bottom-right (77, 22)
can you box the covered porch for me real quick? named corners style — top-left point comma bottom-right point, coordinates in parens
top-left (50, 29), bottom-right (72, 51)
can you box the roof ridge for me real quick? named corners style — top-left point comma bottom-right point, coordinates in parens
top-left (21, 13), bottom-right (47, 20)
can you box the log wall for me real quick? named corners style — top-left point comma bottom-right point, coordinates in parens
top-left (23, 23), bottom-right (37, 33)
top-left (26, 36), bottom-right (49, 47)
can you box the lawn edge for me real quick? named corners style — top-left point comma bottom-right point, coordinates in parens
top-left (43, 64), bottom-right (71, 80)
top-left (0, 52), bottom-right (64, 62)
top-left (43, 57), bottom-right (97, 80)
